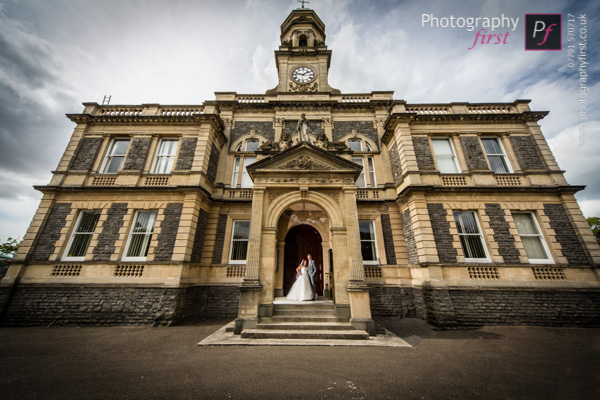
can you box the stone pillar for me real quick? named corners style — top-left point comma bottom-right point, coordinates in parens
top-left (234, 187), bottom-right (265, 334)
top-left (275, 241), bottom-right (286, 297)
top-left (343, 187), bottom-right (375, 335)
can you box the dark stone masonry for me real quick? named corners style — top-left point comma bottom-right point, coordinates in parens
top-left (93, 203), bottom-right (128, 261)
top-left (231, 121), bottom-right (275, 147)
top-left (332, 121), bottom-right (379, 149)
top-left (460, 136), bottom-right (490, 171)
top-left (0, 285), bottom-right (240, 326)
top-left (154, 203), bottom-right (183, 262)
top-left (206, 143), bottom-right (220, 184)
top-left (543, 203), bottom-right (589, 265)
top-left (212, 214), bottom-right (228, 264)
top-left (190, 209), bottom-right (209, 263)
top-left (427, 203), bottom-right (458, 263)
top-left (401, 209), bottom-right (419, 265)
top-left (388, 141), bottom-right (402, 183)
top-left (485, 203), bottom-right (521, 263)
top-left (369, 287), bottom-right (415, 317)
top-left (414, 287), bottom-right (600, 329)
top-left (510, 136), bottom-right (545, 170)
top-left (380, 214), bottom-right (397, 265)
top-left (122, 138), bottom-right (151, 170)
top-left (70, 137), bottom-right (102, 171)
top-left (175, 138), bottom-right (197, 170)
top-left (29, 203), bottom-right (72, 261)
top-left (412, 137), bottom-right (436, 171)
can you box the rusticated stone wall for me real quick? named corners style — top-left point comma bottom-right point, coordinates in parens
top-left (510, 136), bottom-right (545, 170)
top-left (427, 203), bottom-right (457, 263)
top-left (70, 137), bottom-right (102, 171)
top-left (231, 121), bottom-right (275, 147)
top-left (93, 203), bottom-right (128, 261)
top-left (380, 214), bottom-right (397, 265)
top-left (122, 138), bottom-right (151, 170)
top-left (190, 209), bottom-right (209, 263)
top-left (1, 285), bottom-right (240, 326)
top-left (175, 138), bottom-right (197, 170)
top-left (412, 137), bottom-right (435, 171)
top-left (154, 203), bottom-right (183, 262)
top-left (369, 287), bottom-right (415, 317)
top-left (460, 136), bottom-right (490, 171)
top-left (29, 203), bottom-right (72, 261)
top-left (543, 203), bottom-right (589, 265)
top-left (415, 287), bottom-right (600, 329)
top-left (485, 203), bottom-right (520, 263)
top-left (211, 214), bottom-right (228, 264)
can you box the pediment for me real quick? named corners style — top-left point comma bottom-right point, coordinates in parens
top-left (247, 142), bottom-right (361, 177)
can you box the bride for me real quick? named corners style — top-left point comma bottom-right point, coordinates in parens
top-left (286, 259), bottom-right (314, 301)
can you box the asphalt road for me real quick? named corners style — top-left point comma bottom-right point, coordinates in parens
top-left (0, 318), bottom-right (598, 400)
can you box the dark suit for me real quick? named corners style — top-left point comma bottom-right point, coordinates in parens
top-left (307, 259), bottom-right (317, 300)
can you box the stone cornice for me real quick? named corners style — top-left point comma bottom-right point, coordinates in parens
top-left (382, 111), bottom-right (549, 143)
top-left (396, 184), bottom-right (586, 201)
top-left (66, 113), bottom-right (225, 131)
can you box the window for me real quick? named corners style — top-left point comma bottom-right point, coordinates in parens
top-left (482, 138), bottom-right (511, 173)
top-left (454, 211), bottom-right (489, 261)
top-left (348, 139), bottom-right (363, 152)
top-left (240, 157), bottom-right (256, 188)
top-left (231, 157), bottom-right (241, 187)
top-left (353, 157), bottom-right (366, 188)
top-left (359, 221), bottom-right (378, 264)
top-left (152, 139), bottom-right (178, 174)
top-left (367, 157), bottom-right (376, 187)
top-left (244, 140), bottom-right (259, 152)
top-left (229, 220), bottom-right (250, 263)
top-left (432, 139), bottom-right (459, 173)
top-left (299, 35), bottom-right (308, 47)
top-left (235, 143), bottom-right (242, 152)
top-left (102, 139), bottom-right (130, 173)
top-left (63, 211), bottom-right (101, 261)
top-left (366, 142), bottom-right (372, 152)
top-left (513, 213), bottom-right (552, 263)
top-left (123, 211), bottom-right (157, 261)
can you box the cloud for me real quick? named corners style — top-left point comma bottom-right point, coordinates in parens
top-left (549, 121), bottom-right (600, 217)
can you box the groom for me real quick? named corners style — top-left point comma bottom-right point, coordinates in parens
top-left (307, 254), bottom-right (317, 300)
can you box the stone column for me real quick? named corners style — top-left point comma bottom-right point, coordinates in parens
top-left (234, 187), bottom-right (265, 334)
top-left (343, 186), bottom-right (375, 335)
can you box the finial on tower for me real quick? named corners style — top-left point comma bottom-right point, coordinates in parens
top-left (297, 0), bottom-right (310, 9)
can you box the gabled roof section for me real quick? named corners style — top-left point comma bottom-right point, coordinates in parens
top-left (247, 142), bottom-right (361, 180)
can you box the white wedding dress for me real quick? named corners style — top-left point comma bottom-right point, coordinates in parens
top-left (286, 267), bottom-right (314, 301)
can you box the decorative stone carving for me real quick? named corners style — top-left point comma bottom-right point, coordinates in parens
top-left (289, 81), bottom-right (318, 92)
top-left (222, 117), bottom-right (232, 127)
top-left (322, 117), bottom-right (333, 127)
top-left (297, 114), bottom-right (310, 142)
top-left (277, 155), bottom-right (334, 170)
top-left (313, 132), bottom-right (349, 151)
top-left (273, 117), bottom-right (284, 127)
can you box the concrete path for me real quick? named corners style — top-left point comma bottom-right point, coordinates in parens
top-left (0, 318), bottom-right (598, 399)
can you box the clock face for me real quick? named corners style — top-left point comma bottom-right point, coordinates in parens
top-left (291, 67), bottom-right (315, 83)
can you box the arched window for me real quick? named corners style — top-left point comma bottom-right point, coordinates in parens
top-left (299, 35), bottom-right (308, 47)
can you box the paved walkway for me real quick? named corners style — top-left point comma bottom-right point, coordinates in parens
top-left (0, 318), bottom-right (598, 399)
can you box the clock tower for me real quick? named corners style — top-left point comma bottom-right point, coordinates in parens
top-left (267, 7), bottom-right (340, 94)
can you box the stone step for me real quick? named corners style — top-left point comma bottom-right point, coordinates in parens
top-left (265, 316), bottom-right (348, 323)
top-left (273, 309), bottom-right (335, 316)
top-left (273, 304), bottom-right (335, 311)
top-left (241, 329), bottom-right (370, 340)
top-left (255, 322), bottom-right (355, 331)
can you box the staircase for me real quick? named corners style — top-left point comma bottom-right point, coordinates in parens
top-left (240, 301), bottom-right (370, 340)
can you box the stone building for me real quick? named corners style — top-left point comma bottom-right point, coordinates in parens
top-left (1, 8), bottom-right (599, 333)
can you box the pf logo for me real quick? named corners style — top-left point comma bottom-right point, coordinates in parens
top-left (525, 14), bottom-right (562, 50)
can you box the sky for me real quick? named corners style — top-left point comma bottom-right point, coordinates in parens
top-left (0, 0), bottom-right (598, 242)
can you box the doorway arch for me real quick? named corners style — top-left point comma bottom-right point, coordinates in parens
top-left (283, 225), bottom-right (323, 297)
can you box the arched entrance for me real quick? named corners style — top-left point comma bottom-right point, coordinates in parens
top-left (283, 225), bottom-right (323, 297)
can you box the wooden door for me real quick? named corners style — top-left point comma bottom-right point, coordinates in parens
top-left (283, 225), bottom-right (323, 296)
